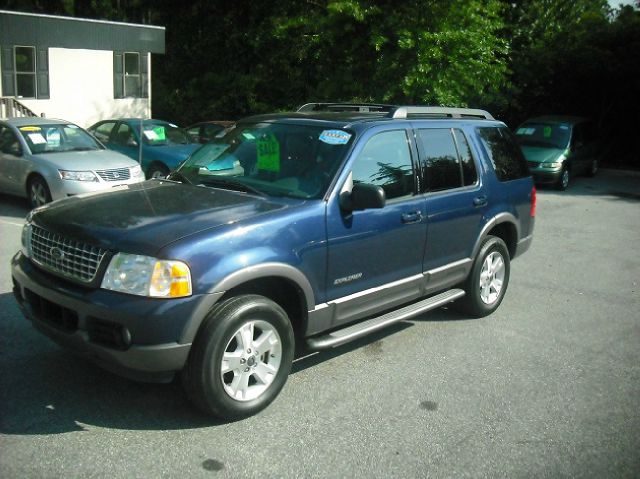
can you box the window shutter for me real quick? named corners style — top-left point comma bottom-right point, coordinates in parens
top-left (36, 47), bottom-right (50, 99)
top-left (140, 52), bottom-right (149, 98)
top-left (113, 52), bottom-right (123, 99)
top-left (1, 47), bottom-right (15, 96)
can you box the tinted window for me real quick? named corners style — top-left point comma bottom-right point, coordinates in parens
top-left (454, 129), bottom-right (478, 186)
top-left (418, 129), bottom-right (460, 192)
top-left (0, 126), bottom-right (20, 155)
top-left (478, 127), bottom-right (529, 182)
top-left (352, 130), bottom-right (414, 200)
top-left (114, 123), bottom-right (134, 145)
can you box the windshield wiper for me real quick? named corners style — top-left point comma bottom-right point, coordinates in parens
top-left (166, 170), bottom-right (192, 185)
top-left (66, 147), bottom-right (96, 152)
top-left (198, 177), bottom-right (265, 196)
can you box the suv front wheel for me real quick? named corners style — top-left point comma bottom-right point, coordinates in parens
top-left (182, 295), bottom-right (295, 418)
top-left (459, 236), bottom-right (511, 317)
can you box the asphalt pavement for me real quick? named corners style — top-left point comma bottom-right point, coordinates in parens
top-left (1, 170), bottom-right (638, 478)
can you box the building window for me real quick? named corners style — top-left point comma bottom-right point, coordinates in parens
top-left (114, 51), bottom-right (148, 99)
top-left (124, 52), bottom-right (140, 97)
top-left (14, 46), bottom-right (37, 98)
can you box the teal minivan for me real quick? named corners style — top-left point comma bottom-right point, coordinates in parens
top-left (515, 116), bottom-right (599, 190)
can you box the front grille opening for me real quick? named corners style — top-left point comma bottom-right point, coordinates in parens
top-left (30, 225), bottom-right (107, 283)
top-left (24, 288), bottom-right (79, 332)
top-left (87, 317), bottom-right (130, 351)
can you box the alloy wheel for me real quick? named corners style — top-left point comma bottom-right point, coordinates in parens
top-left (479, 251), bottom-right (505, 305)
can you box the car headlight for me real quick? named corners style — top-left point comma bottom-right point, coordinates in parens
top-left (101, 253), bottom-right (192, 298)
top-left (130, 164), bottom-right (143, 177)
top-left (540, 162), bottom-right (562, 169)
top-left (59, 170), bottom-right (98, 182)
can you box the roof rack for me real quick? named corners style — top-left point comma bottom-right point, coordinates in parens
top-left (297, 103), bottom-right (494, 120)
top-left (297, 103), bottom-right (395, 113)
top-left (391, 106), bottom-right (494, 120)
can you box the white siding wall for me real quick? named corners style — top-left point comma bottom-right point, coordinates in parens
top-left (16, 47), bottom-right (151, 127)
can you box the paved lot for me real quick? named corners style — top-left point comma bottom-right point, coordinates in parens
top-left (1, 170), bottom-right (638, 478)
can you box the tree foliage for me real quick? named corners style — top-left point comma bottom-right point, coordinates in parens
top-left (1, 0), bottom-right (638, 165)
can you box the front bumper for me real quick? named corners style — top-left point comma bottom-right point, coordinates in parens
top-left (530, 168), bottom-right (562, 185)
top-left (11, 251), bottom-right (219, 382)
top-left (49, 176), bottom-right (145, 201)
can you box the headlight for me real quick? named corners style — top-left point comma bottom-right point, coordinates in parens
top-left (59, 170), bottom-right (98, 182)
top-left (130, 164), bottom-right (143, 177)
top-left (540, 162), bottom-right (562, 169)
top-left (21, 221), bottom-right (32, 258)
top-left (101, 253), bottom-right (192, 298)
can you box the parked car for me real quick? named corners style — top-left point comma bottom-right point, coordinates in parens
top-left (186, 121), bottom-right (235, 144)
top-left (0, 117), bottom-right (145, 208)
top-left (515, 116), bottom-right (599, 190)
top-left (88, 118), bottom-right (200, 179)
top-left (12, 104), bottom-right (535, 418)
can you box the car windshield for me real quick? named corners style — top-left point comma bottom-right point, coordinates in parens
top-left (515, 123), bottom-right (571, 149)
top-left (139, 123), bottom-right (191, 146)
top-left (18, 123), bottom-right (102, 154)
top-left (172, 122), bottom-right (354, 199)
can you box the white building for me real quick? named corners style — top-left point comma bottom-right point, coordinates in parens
top-left (0, 10), bottom-right (165, 127)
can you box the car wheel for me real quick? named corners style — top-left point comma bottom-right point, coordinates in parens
top-left (182, 295), bottom-right (295, 418)
top-left (28, 176), bottom-right (52, 208)
top-left (147, 163), bottom-right (169, 180)
top-left (459, 236), bottom-right (510, 318)
top-left (586, 159), bottom-right (598, 177)
top-left (556, 167), bottom-right (570, 190)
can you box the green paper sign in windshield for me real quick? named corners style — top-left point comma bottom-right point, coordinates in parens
top-left (257, 133), bottom-right (280, 172)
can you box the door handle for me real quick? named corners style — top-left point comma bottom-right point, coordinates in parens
top-left (473, 196), bottom-right (488, 207)
top-left (401, 211), bottom-right (423, 224)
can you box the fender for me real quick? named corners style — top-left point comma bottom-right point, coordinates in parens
top-left (471, 212), bottom-right (520, 260)
top-left (178, 262), bottom-right (315, 344)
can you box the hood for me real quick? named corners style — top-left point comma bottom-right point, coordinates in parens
top-left (520, 146), bottom-right (566, 164)
top-left (144, 143), bottom-right (200, 168)
top-left (31, 180), bottom-right (289, 254)
top-left (34, 149), bottom-right (139, 170)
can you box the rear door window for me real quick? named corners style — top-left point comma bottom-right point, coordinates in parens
top-left (477, 127), bottom-right (529, 182)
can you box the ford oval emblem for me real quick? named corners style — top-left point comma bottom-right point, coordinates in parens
top-left (50, 247), bottom-right (64, 261)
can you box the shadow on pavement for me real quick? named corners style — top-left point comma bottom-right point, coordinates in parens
top-left (0, 285), bottom-right (467, 435)
top-left (0, 194), bottom-right (30, 220)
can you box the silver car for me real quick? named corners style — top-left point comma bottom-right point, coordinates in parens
top-left (0, 117), bottom-right (145, 208)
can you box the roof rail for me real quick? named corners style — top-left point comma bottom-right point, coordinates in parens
top-left (391, 106), bottom-right (494, 120)
top-left (297, 102), bottom-right (395, 113)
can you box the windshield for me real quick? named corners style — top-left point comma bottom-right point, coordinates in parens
top-left (515, 123), bottom-right (571, 149)
top-left (19, 123), bottom-right (102, 154)
top-left (139, 123), bottom-right (191, 146)
top-left (172, 122), bottom-right (354, 199)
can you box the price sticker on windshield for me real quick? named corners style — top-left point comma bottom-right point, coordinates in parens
top-left (257, 134), bottom-right (280, 172)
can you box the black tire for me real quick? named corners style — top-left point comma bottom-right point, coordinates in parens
top-left (459, 236), bottom-right (510, 318)
top-left (146, 163), bottom-right (169, 179)
top-left (586, 158), bottom-right (599, 177)
top-left (182, 295), bottom-right (295, 418)
top-left (556, 166), bottom-right (569, 190)
top-left (28, 176), bottom-right (52, 208)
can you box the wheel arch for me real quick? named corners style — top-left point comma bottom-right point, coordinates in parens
top-left (473, 213), bottom-right (519, 260)
top-left (180, 263), bottom-right (314, 344)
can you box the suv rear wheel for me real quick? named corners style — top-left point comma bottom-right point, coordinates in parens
top-left (182, 295), bottom-right (295, 418)
top-left (459, 236), bottom-right (510, 317)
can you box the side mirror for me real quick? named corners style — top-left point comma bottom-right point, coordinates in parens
top-left (340, 183), bottom-right (386, 212)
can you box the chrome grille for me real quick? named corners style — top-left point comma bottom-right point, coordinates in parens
top-left (95, 167), bottom-right (131, 182)
top-left (30, 225), bottom-right (108, 283)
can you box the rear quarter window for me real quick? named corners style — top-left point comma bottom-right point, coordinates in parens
top-left (477, 127), bottom-right (529, 182)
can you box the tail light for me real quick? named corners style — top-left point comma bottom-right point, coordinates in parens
top-left (530, 186), bottom-right (537, 217)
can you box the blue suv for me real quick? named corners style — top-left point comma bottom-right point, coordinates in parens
top-left (11, 104), bottom-right (535, 418)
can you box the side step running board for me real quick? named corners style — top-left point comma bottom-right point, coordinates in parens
top-left (306, 288), bottom-right (465, 350)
